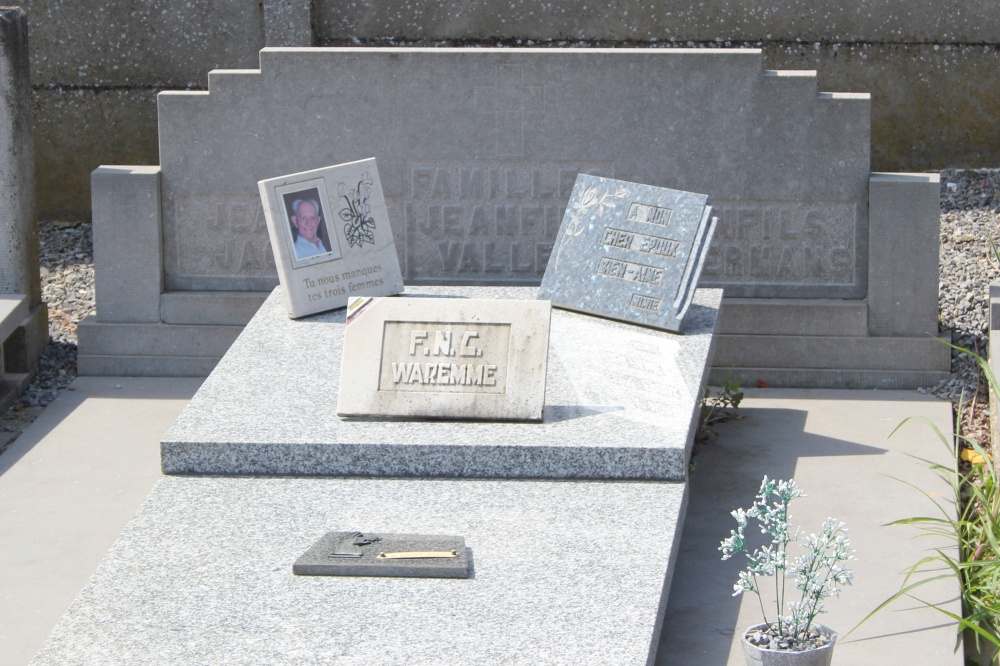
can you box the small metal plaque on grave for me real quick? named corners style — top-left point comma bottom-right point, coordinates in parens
top-left (538, 174), bottom-right (717, 332)
top-left (293, 531), bottom-right (470, 579)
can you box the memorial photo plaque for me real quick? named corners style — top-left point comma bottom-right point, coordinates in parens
top-left (336, 296), bottom-right (551, 421)
top-left (258, 158), bottom-right (404, 318)
top-left (293, 531), bottom-right (470, 579)
top-left (538, 174), bottom-right (717, 332)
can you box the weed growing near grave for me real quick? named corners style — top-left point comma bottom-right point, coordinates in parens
top-left (720, 476), bottom-right (855, 651)
top-left (855, 345), bottom-right (1000, 665)
top-left (697, 376), bottom-right (744, 443)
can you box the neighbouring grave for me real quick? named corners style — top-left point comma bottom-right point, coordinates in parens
top-left (990, 284), bottom-right (1000, 446)
top-left (337, 296), bottom-right (551, 421)
top-left (258, 158), bottom-right (404, 318)
top-left (0, 8), bottom-right (46, 410)
top-left (79, 47), bottom-right (947, 387)
top-left (538, 174), bottom-right (716, 332)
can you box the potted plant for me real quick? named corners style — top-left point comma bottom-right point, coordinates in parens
top-left (720, 476), bottom-right (855, 665)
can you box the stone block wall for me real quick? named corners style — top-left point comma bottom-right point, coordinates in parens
top-left (16, 0), bottom-right (1000, 220)
top-left (26, 0), bottom-right (267, 219)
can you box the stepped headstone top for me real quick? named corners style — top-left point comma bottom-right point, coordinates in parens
top-left (155, 48), bottom-right (869, 297)
top-left (538, 175), bottom-right (716, 332)
top-left (337, 296), bottom-right (551, 421)
top-left (258, 158), bottom-right (404, 318)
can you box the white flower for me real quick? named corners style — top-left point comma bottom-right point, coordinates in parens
top-left (720, 476), bottom-right (855, 648)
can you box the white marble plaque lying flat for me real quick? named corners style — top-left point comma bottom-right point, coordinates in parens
top-left (538, 174), bottom-right (717, 332)
top-left (258, 158), bottom-right (404, 318)
top-left (337, 296), bottom-right (551, 421)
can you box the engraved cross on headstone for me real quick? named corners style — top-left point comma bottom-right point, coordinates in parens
top-left (473, 63), bottom-right (544, 157)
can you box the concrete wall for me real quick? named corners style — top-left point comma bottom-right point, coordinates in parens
top-left (21, 0), bottom-right (1000, 219)
top-left (27, 0), bottom-right (267, 219)
top-left (0, 6), bottom-right (45, 408)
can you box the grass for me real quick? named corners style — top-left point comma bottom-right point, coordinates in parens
top-left (854, 346), bottom-right (1000, 665)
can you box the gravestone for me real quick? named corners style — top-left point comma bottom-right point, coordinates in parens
top-left (0, 8), bottom-right (46, 410)
top-left (538, 174), bottom-right (716, 332)
top-left (32, 474), bottom-right (690, 664)
top-left (337, 296), bottom-right (551, 421)
top-left (79, 47), bottom-right (947, 388)
top-left (35, 284), bottom-right (721, 664)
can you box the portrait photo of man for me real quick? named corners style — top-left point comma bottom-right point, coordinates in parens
top-left (282, 188), bottom-right (337, 262)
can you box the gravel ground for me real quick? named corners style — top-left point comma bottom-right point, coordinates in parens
top-left (933, 169), bottom-right (1000, 447)
top-left (0, 220), bottom-right (94, 450)
top-left (0, 170), bottom-right (998, 453)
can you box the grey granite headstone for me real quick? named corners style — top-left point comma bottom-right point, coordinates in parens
top-left (293, 531), bottom-right (469, 578)
top-left (149, 49), bottom-right (867, 297)
top-left (538, 174), bottom-right (716, 332)
top-left (258, 158), bottom-right (404, 318)
top-left (337, 296), bottom-right (551, 421)
top-left (81, 48), bottom-right (948, 389)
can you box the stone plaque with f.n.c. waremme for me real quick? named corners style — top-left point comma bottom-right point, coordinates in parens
top-left (336, 296), bottom-right (551, 421)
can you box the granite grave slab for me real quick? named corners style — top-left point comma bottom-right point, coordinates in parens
top-left (162, 285), bottom-right (720, 480)
top-left (30, 475), bottom-right (686, 665)
top-left (538, 174), bottom-right (716, 332)
top-left (258, 158), bottom-right (404, 318)
top-left (337, 296), bottom-right (551, 421)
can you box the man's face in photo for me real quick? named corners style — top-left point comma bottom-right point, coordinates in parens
top-left (292, 200), bottom-right (321, 243)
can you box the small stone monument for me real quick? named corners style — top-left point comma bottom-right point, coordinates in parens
top-left (258, 158), bottom-right (404, 318)
top-left (336, 295), bottom-right (551, 421)
top-left (538, 174), bottom-right (716, 332)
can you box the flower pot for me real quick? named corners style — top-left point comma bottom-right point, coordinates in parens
top-left (740, 623), bottom-right (837, 666)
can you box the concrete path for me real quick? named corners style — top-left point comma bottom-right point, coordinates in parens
top-left (0, 381), bottom-right (963, 665)
top-left (0, 377), bottom-right (203, 666)
top-left (657, 388), bottom-right (962, 665)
